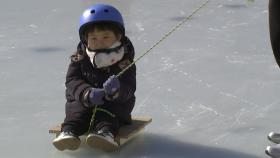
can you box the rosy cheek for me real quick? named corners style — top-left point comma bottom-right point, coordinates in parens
top-left (88, 43), bottom-right (96, 49)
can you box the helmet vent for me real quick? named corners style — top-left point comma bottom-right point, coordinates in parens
top-left (104, 9), bottom-right (109, 12)
top-left (90, 10), bottom-right (95, 14)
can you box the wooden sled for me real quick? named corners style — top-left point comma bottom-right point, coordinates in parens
top-left (49, 116), bottom-right (152, 147)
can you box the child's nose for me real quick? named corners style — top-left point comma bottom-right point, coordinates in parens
top-left (95, 40), bottom-right (106, 49)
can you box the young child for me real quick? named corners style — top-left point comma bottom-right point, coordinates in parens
top-left (52, 4), bottom-right (136, 151)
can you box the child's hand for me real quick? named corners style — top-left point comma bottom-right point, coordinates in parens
top-left (103, 75), bottom-right (120, 100)
top-left (88, 88), bottom-right (105, 105)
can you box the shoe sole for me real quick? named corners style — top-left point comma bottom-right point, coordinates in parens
top-left (268, 134), bottom-right (280, 144)
top-left (86, 134), bottom-right (119, 151)
top-left (265, 147), bottom-right (271, 157)
top-left (265, 146), bottom-right (278, 158)
top-left (53, 137), bottom-right (81, 151)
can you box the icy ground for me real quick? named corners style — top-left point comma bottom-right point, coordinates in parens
top-left (0, 0), bottom-right (279, 157)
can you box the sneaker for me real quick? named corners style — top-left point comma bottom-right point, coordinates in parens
top-left (268, 132), bottom-right (280, 144)
top-left (266, 145), bottom-right (280, 158)
top-left (52, 131), bottom-right (81, 151)
top-left (86, 129), bottom-right (118, 151)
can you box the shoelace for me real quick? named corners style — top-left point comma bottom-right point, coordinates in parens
top-left (61, 131), bottom-right (75, 137)
top-left (97, 130), bottom-right (114, 139)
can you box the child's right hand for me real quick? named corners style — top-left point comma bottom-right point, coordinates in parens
top-left (88, 88), bottom-right (105, 106)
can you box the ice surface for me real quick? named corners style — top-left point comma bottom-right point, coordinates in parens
top-left (0, 0), bottom-right (278, 157)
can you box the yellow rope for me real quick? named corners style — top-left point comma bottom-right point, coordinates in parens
top-left (117, 0), bottom-right (210, 77)
top-left (88, 106), bottom-right (116, 132)
top-left (88, 0), bottom-right (210, 131)
top-left (88, 106), bottom-right (98, 133)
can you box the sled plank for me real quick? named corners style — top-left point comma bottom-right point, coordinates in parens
top-left (49, 116), bottom-right (152, 146)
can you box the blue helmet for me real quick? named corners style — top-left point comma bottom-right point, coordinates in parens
top-left (79, 4), bottom-right (125, 42)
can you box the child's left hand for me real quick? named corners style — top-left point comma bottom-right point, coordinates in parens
top-left (103, 75), bottom-right (120, 100)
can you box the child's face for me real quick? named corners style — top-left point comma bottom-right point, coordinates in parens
top-left (87, 29), bottom-right (121, 50)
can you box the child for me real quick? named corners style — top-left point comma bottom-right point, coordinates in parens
top-left (52, 3), bottom-right (136, 151)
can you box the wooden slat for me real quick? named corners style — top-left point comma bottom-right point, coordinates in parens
top-left (116, 116), bottom-right (152, 139)
top-left (49, 125), bottom-right (61, 134)
top-left (49, 116), bottom-right (152, 142)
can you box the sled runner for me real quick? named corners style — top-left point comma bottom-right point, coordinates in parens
top-left (49, 116), bottom-right (152, 148)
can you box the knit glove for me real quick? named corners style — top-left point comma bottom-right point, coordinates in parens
top-left (103, 75), bottom-right (120, 100)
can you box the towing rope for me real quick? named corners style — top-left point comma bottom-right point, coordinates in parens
top-left (88, 105), bottom-right (116, 133)
top-left (88, 0), bottom-right (210, 132)
top-left (117, 0), bottom-right (210, 77)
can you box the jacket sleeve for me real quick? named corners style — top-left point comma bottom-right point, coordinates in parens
top-left (269, 0), bottom-right (280, 67)
top-left (114, 37), bottom-right (136, 102)
top-left (65, 61), bottom-right (92, 102)
top-left (116, 63), bottom-right (136, 102)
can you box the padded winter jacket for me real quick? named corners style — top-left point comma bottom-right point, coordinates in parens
top-left (65, 36), bottom-right (136, 122)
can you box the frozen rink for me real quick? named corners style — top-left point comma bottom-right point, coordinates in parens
top-left (1, 0), bottom-right (280, 157)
